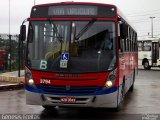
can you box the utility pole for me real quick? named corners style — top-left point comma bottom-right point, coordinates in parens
top-left (9, 35), bottom-right (11, 71)
top-left (9, 0), bottom-right (11, 71)
top-left (149, 17), bottom-right (155, 38)
top-left (34, 0), bottom-right (36, 5)
top-left (18, 35), bottom-right (21, 77)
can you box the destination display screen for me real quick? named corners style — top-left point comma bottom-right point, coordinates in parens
top-left (31, 4), bottom-right (116, 18)
top-left (48, 5), bottom-right (97, 16)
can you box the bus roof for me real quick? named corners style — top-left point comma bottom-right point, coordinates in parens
top-left (34, 2), bottom-right (117, 8)
top-left (138, 37), bottom-right (160, 42)
top-left (31, 2), bottom-right (136, 32)
top-left (117, 10), bottom-right (136, 32)
top-left (31, 2), bottom-right (118, 19)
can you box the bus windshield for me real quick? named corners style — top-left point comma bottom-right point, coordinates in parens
top-left (143, 41), bottom-right (152, 51)
top-left (27, 21), bottom-right (116, 73)
top-left (138, 41), bottom-right (143, 51)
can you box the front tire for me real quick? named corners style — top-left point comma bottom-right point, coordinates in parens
top-left (42, 105), bottom-right (55, 110)
top-left (129, 72), bottom-right (135, 92)
top-left (115, 82), bottom-right (125, 111)
top-left (143, 60), bottom-right (151, 70)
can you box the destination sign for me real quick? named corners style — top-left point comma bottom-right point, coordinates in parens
top-left (31, 4), bottom-right (116, 18)
top-left (48, 5), bottom-right (97, 16)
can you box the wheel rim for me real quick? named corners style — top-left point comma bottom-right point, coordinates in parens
top-left (121, 83), bottom-right (125, 101)
top-left (144, 62), bottom-right (149, 68)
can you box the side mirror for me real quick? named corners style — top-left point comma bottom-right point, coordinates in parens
top-left (20, 25), bottom-right (26, 41)
top-left (120, 23), bottom-right (128, 39)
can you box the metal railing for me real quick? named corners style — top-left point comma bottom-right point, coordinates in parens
top-left (0, 34), bottom-right (25, 74)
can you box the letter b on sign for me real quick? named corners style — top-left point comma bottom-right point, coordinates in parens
top-left (40, 60), bottom-right (47, 69)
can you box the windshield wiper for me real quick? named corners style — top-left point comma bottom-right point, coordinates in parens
top-left (48, 19), bottom-right (63, 43)
top-left (75, 19), bottom-right (96, 40)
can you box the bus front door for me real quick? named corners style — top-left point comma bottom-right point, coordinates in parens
top-left (152, 42), bottom-right (159, 65)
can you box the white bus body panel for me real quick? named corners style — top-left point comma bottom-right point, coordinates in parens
top-left (138, 37), bottom-right (160, 67)
top-left (138, 51), bottom-right (152, 66)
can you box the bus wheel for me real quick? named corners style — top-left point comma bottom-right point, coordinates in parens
top-left (115, 82), bottom-right (125, 111)
top-left (143, 60), bottom-right (151, 70)
top-left (42, 105), bottom-right (55, 110)
top-left (129, 72), bottom-right (135, 92)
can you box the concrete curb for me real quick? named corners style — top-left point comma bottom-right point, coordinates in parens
top-left (0, 83), bottom-right (24, 91)
top-left (0, 71), bottom-right (25, 91)
top-left (0, 75), bottom-right (24, 83)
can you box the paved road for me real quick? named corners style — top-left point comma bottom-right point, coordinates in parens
top-left (0, 69), bottom-right (160, 120)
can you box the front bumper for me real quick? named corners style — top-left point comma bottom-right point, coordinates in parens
top-left (26, 90), bottom-right (118, 108)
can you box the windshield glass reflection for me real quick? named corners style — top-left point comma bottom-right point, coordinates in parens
top-left (27, 21), bottom-right (116, 73)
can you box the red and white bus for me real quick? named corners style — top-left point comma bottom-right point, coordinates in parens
top-left (20, 2), bottom-right (138, 110)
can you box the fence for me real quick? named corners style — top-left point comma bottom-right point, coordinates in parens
top-left (0, 34), bottom-right (25, 72)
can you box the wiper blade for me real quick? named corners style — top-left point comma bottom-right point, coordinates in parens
top-left (75, 19), bottom-right (96, 40)
top-left (48, 19), bottom-right (63, 42)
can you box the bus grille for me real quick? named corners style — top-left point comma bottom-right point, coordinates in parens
top-left (41, 85), bottom-right (100, 94)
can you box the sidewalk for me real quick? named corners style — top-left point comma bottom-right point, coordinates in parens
top-left (0, 70), bottom-right (24, 91)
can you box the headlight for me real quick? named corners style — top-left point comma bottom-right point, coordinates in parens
top-left (104, 69), bottom-right (117, 88)
top-left (26, 67), bottom-right (35, 87)
top-left (28, 79), bottom-right (34, 85)
top-left (105, 81), bottom-right (113, 87)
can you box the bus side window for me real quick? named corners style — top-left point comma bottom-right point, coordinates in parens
top-left (122, 39), bottom-right (125, 52)
top-left (128, 28), bottom-right (131, 52)
top-left (124, 38), bottom-right (126, 51)
top-left (131, 30), bottom-right (133, 52)
top-left (126, 39), bottom-right (128, 52)
top-left (134, 32), bottom-right (136, 52)
top-left (133, 32), bottom-right (135, 51)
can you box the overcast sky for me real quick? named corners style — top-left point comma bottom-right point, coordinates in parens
top-left (0, 0), bottom-right (160, 38)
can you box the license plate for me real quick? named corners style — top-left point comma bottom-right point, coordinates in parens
top-left (60, 97), bottom-right (76, 103)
